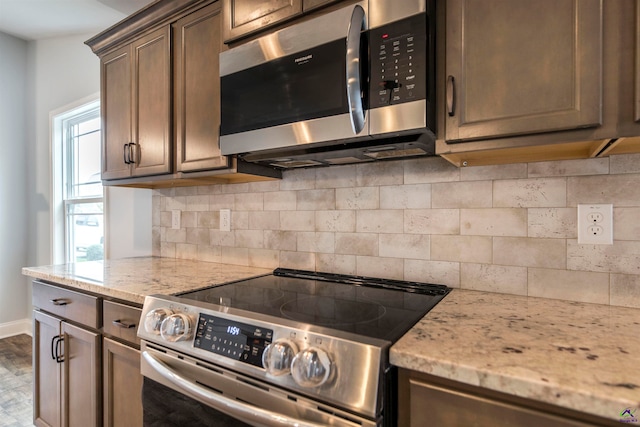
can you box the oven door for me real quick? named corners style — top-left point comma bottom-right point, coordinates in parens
top-left (140, 343), bottom-right (377, 427)
top-left (219, 2), bottom-right (368, 156)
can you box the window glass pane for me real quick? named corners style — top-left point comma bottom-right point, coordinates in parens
top-left (68, 117), bottom-right (101, 198)
top-left (66, 202), bottom-right (104, 263)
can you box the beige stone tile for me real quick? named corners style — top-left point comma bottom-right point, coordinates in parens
top-left (210, 230), bottom-right (235, 247)
top-left (336, 187), bottom-right (379, 210)
top-left (176, 243), bottom-right (198, 260)
top-left (528, 208), bottom-right (577, 238)
top-left (209, 193), bottom-right (235, 210)
top-left (165, 228), bottom-right (186, 243)
top-left (181, 211), bottom-right (197, 228)
top-left (567, 240), bottom-right (640, 275)
top-left (609, 153), bottom-right (640, 174)
top-left (166, 196), bottom-right (186, 211)
top-left (280, 211), bottom-right (315, 231)
top-left (155, 188), bottom-right (174, 197)
top-left (404, 259), bottom-right (460, 288)
top-left (380, 184), bottom-right (431, 209)
top-left (248, 248), bottom-right (279, 269)
top-left (493, 237), bottom-right (566, 269)
top-left (460, 263), bottom-right (527, 295)
top-left (614, 207), bottom-right (640, 241)
top-left (610, 274), bottom-right (640, 308)
top-left (380, 234), bottom-right (430, 260)
top-left (280, 168), bottom-right (316, 190)
top-left (248, 180), bottom-right (280, 193)
top-left (197, 245), bottom-right (222, 263)
top-left (404, 157), bottom-right (460, 184)
top-left (297, 189), bottom-right (335, 210)
top-left (404, 209), bottom-right (460, 235)
top-left (186, 228), bottom-right (210, 246)
top-left (160, 242), bottom-right (175, 258)
top-left (280, 251), bottom-right (316, 270)
top-left (356, 161), bottom-right (404, 186)
top-left (196, 184), bottom-right (218, 195)
top-left (175, 186), bottom-right (198, 196)
top-left (197, 211), bottom-right (219, 229)
top-left (234, 211), bottom-right (249, 230)
top-left (528, 268), bottom-right (610, 304)
top-left (335, 233), bottom-right (378, 256)
top-left (567, 175), bottom-right (640, 207)
top-left (152, 196), bottom-right (162, 225)
top-left (315, 210), bottom-right (356, 232)
top-left (296, 232), bottom-right (335, 254)
top-left (432, 181), bottom-right (492, 208)
top-left (152, 227), bottom-right (161, 256)
top-left (264, 191), bottom-right (296, 211)
top-left (316, 164), bottom-right (356, 188)
top-left (235, 230), bottom-right (264, 249)
top-left (185, 195), bottom-right (209, 211)
top-left (264, 230), bottom-right (297, 251)
top-left (356, 210), bottom-right (403, 233)
top-left (220, 182), bottom-right (249, 194)
top-left (528, 158), bottom-right (609, 177)
top-left (221, 247), bottom-right (249, 265)
top-left (248, 211), bottom-right (280, 230)
top-left (494, 178), bottom-right (566, 208)
top-left (460, 163), bottom-right (527, 181)
top-left (234, 193), bottom-right (264, 211)
top-left (316, 254), bottom-right (357, 275)
top-left (160, 211), bottom-right (172, 228)
top-left (356, 256), bottom-right (404, 280)
top-left (430, 235), bottom-right (492, 263)
top-left (460, 208), bottom-right (527, 237)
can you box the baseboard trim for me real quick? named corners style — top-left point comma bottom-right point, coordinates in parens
top-left (0, 318), bottom-right (32, 339)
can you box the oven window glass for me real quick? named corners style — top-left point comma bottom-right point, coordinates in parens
top-left (221, 39), bottom-right (349, 135)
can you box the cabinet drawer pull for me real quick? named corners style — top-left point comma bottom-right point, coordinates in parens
top-left (128, 143), bottom-right (136, 165)
top-left (112, 319), bottom-right (136, 329)
top-left (51, 335), bottom-right (64, 363)
top-left (50, 298), bottom-right (68, 306)
top-left (446, 75), bottom-right (456, 117)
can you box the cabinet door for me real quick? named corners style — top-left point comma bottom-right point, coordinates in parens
top-left (223, 0), bottom-right (302, 42)
top-left (61, 322), bottom-right (101, 427)
top-left (103, 338), bottom-right (143, 427)
top-left (174, 2), bottom-right (231, 172)
top-left (33, 310), bottom-right (61, 427)
top-left (445, 0), bottom-right (602, 142)
top-left (101, 45), bottom-right (133, 180)
top-left (131, 27), bottom-right (172, 177)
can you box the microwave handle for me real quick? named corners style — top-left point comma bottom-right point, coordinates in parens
top-left (345, 5), bottom-right (366, 135)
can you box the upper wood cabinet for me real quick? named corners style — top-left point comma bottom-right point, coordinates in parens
top-left (444, 0), bottom-right (602, 143)
top-left (101, 28), bottom-right (172, 180)
top-left (223, 0), bottom-right (302, 42)
top-left (174, 2), bottom-right (231, 172)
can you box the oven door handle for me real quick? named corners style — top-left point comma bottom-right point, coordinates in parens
top-left (345, 4), bottom-right (366, 135)
top-left (142, 350), bottom-right (329, 427)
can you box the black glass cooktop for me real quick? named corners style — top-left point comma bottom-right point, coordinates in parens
top-left (178, 268), bottom-right (450, 343)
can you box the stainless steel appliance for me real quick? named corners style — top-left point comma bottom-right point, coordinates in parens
top-left (138, 268), bottom-right (450, 426)
top-left (219, 0), bottom-right (436, 168)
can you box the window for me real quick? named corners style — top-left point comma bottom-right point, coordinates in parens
top-left (52, 99), bottom-right (103, 263)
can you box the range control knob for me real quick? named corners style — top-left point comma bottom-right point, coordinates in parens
top-left (159, 313), bottom-right (193, 342)
top-left (291, 347), bottom-right (332, 388)
top-left (262, 339), bottom-right (299, 376)
top-left (143, 308), bottom-right (173, 335)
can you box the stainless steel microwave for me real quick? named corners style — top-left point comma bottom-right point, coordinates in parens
top-left (219, 0), bottom-right (435, 168)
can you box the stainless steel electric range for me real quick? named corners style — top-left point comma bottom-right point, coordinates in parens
top-left (137, 268), bottom-right (450, 427)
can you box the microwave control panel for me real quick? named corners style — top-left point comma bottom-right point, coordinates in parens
top-left (369, 13), bottom-right (427, 109)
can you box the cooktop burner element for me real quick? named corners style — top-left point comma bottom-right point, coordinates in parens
top-left (178, 268), bottom-right (450, 342)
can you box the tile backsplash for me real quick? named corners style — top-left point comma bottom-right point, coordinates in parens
top-left (153, 154), bottom-right (640, 308)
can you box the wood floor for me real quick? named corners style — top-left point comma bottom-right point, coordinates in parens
top-left (0, 334), bottom-right (33, 427)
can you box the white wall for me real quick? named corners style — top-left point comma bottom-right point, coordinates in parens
top-left (0, 32), bottom-right (29, 332)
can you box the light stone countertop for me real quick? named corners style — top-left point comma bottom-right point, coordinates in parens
top-left (22, 257), bottom-right (272, 305)
top-left (390, 289), bottom-right (640, 422)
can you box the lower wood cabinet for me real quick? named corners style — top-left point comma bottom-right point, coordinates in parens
top-left (103, 338), bottom-right (143, 427)
top-left (33, 310), bottom-right (101, 427)
top-left (398, 369), bottom-right (619, 427)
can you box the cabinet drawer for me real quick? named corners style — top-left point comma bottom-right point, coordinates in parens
top-left (103, 301), bottom-right (142, 346)
top-left (32, 281), bottom-right (100, 329)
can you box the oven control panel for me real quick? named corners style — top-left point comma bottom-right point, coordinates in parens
top-left (194, 313), bottom-right (273, 368)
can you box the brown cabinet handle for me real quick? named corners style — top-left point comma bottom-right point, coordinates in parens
top-left (50, 298), bottom-right (68, 306)
top-left (128, 143), bottom-right (136, 165)
top-left (51, 335), bottom-right (64, 363)
top-left (112, 319), bottom-right (136, 329)
top-left (446, 75), bottom-right (456, 117)
top-left (123, 143), bottom-right (130, 164)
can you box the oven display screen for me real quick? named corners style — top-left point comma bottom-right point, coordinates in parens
top-left (193, 314), bottom-right (273, 368)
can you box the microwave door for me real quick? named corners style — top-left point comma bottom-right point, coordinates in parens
top-left (219, 3), bottom-right (369, 156)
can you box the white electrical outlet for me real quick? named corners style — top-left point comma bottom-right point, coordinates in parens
top-left (577, 204), bottom-right (613, 245)
top-left (171, 210), bottom-right (181, 230)
top-left (220, 209), bottom-right (231, 232)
